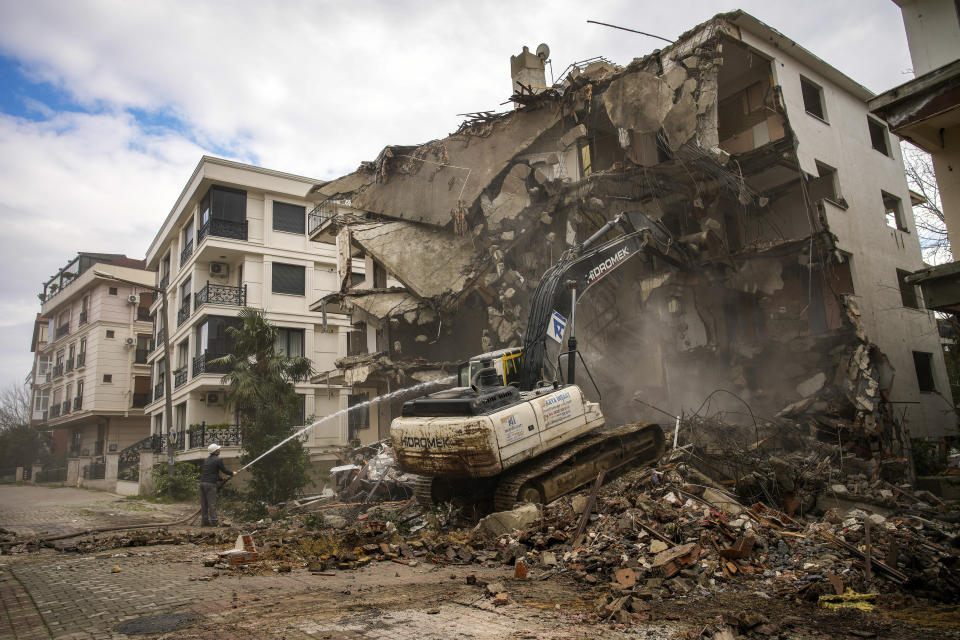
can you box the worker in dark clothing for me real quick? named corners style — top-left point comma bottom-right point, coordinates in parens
top-left (200, 443), bottom-right (237, 526)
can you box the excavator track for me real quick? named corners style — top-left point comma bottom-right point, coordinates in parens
top-left (492, 422), bottom-right (664, 512)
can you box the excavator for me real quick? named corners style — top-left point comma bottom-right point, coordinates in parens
top-left (391, 211), bottom-right (694, 511)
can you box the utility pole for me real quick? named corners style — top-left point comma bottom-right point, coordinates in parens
top-left (94, 271), bottom-right (175, 473)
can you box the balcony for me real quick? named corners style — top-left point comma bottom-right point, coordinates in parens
top-left (61, 400), bottom-right (71, 415)
top-left (197, 218), bottom-right (248, 243)
top-left (64, 357), bottom-right (74, 373)
top-left (52, 364), bottom-right (64, 379)
top-left (177, 304), bottom-right (190, 327)
top-left (158, 273), bottom-right (169, 290)
top-left (78, 310), bottom-right (88, 326)
top-left (188, 423), bottom-right (242, 450)
top-left (192, 351), bottom-right (230, 378)
top-left (308, 206), bottom-right (334, 235)
top-left (134, 348), bottom-right (149, 364)
top-left (76, 352), bottom-right (86, 367)
top-left (195, 282), bottom-right (246, 308)
top-left (55, 324), bottom-right (69, 340)
top-left (174, 367), bottom-right (187, 388)
top-left (73, 396), bottom-right (82, 411)
top-left (154, 381), bottom-right (165, 401)
top-left (132, 392), bottom-right (150, 408)
top-left (180, 239), bottom-right (194, 267)
top-left (136, 307), bottom-right (152, 322)
top-left (49, 404), bottom-right (62, 418)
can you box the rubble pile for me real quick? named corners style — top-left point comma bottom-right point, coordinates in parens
top-left (320, 439), bottom-right (414, 505)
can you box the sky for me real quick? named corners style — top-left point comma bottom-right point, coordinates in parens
top-left (0, 0), bottom-right (915, 392)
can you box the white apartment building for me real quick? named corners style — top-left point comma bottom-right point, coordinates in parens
top-left (143, 156), bottom-right (358, 462)
top-left (34, 253), bottom-right (156, 488)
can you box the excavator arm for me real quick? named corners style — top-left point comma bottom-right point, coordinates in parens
top-left (518, 211), bottom-right (693, 390)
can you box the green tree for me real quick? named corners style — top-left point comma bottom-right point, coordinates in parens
top-left (0, 384), bottom-right (52, 469)
top-left (215, 308), bottom-right (313, 504)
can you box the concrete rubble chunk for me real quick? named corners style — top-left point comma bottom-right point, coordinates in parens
top-left (796, 372), bottom-right (827, 398)
top-left (476, 503), bottom-right (540, 537)
top-left (603, 71), bottom-right (674, 134)
top-left (560, 124), bottom-right (588, 149)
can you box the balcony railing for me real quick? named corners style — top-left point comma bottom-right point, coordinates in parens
top-left (76, 352), bottom-right (85, 367)
top-left (198, 218), bottom-right (248, 243)
top-left (192, 351), bottom-right (230, 378)
top-left (73, 396), bottom-right (82, 411)
top-left (174, 367), bottom-right (187, 388)
top-left (78, 310), bottom-right (88, 326)
top-left (53, 364), bottom-right (64, 379)
top-left (55, 324), bottom-right (69, 339)
top-left (49, 404), bottom-right (62, 418)
top-left (180, 239), bottom-right (194, 266)
top-left (154, 381), bottom-right (165, 401)
top-left (308, 205), bottom-right (335, 235)
top-left (158, 273), bottom-right (169, 290)
top-left (177, 303), bottom-right (190, 327)
top-left (195, 282), bottom-right (246, 308)
top-left (64, 357), bottom-right (74, 373)
top-left (134, 348), bottom-right (149, 364)
top-left (61, 400), bottom-right (71, 415)
top-left (136, 307), bottom-right (152, 322)
top-left (187, 423), bottom-right (242, 450)
top-left (132, 392), bottom-right (150, 408)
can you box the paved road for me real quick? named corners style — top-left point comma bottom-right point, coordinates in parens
top-left (0, 485), bottom-right (678, 640)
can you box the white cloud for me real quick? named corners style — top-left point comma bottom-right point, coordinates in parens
top-left (0, 0), bottom-right (912, 388)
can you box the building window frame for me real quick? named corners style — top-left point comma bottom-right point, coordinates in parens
top-left (867, 117), bottom-right (890, 156)
top-left (272, 263), bottom-right (306, 296)
top-left (883, 191), bottom-right (908, 232)
top-left (273, 201), bottom-right (306, 235)
top-left (800, 75), bottom-right (827, 122)
top-left (913, 351), bottom-right (936, 393)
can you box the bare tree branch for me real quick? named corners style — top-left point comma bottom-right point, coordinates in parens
top-left (902, 142), bottom-right (951, 264)
top-left (0, 383), bottom-right (31, 431)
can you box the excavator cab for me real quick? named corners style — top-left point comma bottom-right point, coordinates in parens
top-left (456, 347), bottom-right (523, 388)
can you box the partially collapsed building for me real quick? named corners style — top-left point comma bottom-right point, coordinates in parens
top-left (307, 10), bottom-right (957, 454)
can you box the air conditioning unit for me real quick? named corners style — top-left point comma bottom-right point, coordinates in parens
top-left (205, 391), bottom-right (221, 405)
top-left (125, 337), bottom-right (135, 346)
top-left (209, 262), bottom-right (229, 278)
top-left (127, 294), bottom-right (139, 304)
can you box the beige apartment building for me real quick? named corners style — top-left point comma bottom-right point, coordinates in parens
top-left (34, 253), bottom-right (156, 489)
top-left (143, 156), bottom-right (359, 464)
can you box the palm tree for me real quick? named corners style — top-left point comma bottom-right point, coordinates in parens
top-left (213, 307), bottom-right (313, 504)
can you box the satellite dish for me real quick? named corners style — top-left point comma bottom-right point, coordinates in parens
top-left (536, 43), bottom-right (550, 61)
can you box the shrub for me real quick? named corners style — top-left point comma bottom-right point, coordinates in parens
top-left (151, 462), bottom-right (200, 500)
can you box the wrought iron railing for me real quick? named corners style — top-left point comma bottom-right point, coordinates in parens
top-left (134, 348), bottom-right (149, 364)
top-left (78, 310), bottom-right (88, 325)
top-left (177, 304), bottom-right (190, 327)
top-left (65, 357), bottom-right (74, 373)
top-left (195, 282), bottom-right (246, 308)
top-left (83, 461), bottom-right (105, 480)
top-left (180, 239), bottom-right (193, 266)
top-left (50, 404), bottom-right (62, 418)
top-left (307, 205), bottom-right (335, 235)
top-left (154, 431), bottom-right (185, 452)
top-left (154, 381), bottom-right (165, 401)
top-left (174, 367), bottom-right (187, 388)
top-left (73, 396), bottom-right (82, 411)
top-left (76, 352), bottom-right (85, 367)
top-left (55, 324), bottom-right (69, 339)
top-left (187, 423), bottom-right (242, 450)
top-left (198, 218), bottom-right (248, 243)
top-left (61, 400), bottom-right (71, 415)
top-left (53, 364), bottom-right (64, 379)
top-left (192, 351), bottom-right (230, 378)
top-left (117, 436), bottom-right (155, 481)
top-left (158, 273), bottom-right (169, 290)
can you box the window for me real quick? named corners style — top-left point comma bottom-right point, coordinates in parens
top-left (273, 202), bottom-right (306, 234)
top-left (290, 394), bottom-right (306, 426)
top-left (913, 351), bottom-right (935, 392)
top-left (868, 118), bottom-right (889, 156)
top-left (800, 75), bottom-right (826, 121)
top-left (897, 268), bottom-right (920, 309)
top-left (272, 263), bottom-right (305, 295)
top-left (76, 379), bottom-right (83, 400)
top-left (177, 340), bottom-right (189, 368)
top-left (373, 262), bottom-right (388, 289)
top-left (200, 185), bottom-right (247, 223)
top-left (105, 330), bottom-right (115, 338)
top-left (102, 374), bottom-right (113, 383)
top-left (275, 327), bottom-right (305, 357)
top-left (108, 287), bottom-right (118, 295)
top-left (883, 191), bottom-right (907, 231)
top-left (809, 161), bottom-right (842, 204)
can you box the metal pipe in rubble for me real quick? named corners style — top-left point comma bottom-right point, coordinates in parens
top-left (567, 281), bottom-right (577, 385)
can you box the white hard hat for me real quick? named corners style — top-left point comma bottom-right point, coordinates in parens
top-left (208, 443), bottom-right (222, 454)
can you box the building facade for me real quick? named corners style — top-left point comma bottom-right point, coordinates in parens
top-left (33, 253), bottom-right (156, 488)
top-left (143, 156), bottom-right (358, 463)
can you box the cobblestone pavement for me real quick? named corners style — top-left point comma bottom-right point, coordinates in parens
top-left (0, 485), bottom-right (194, 538)
top-left (0, 486), bottom-right (681, 639)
